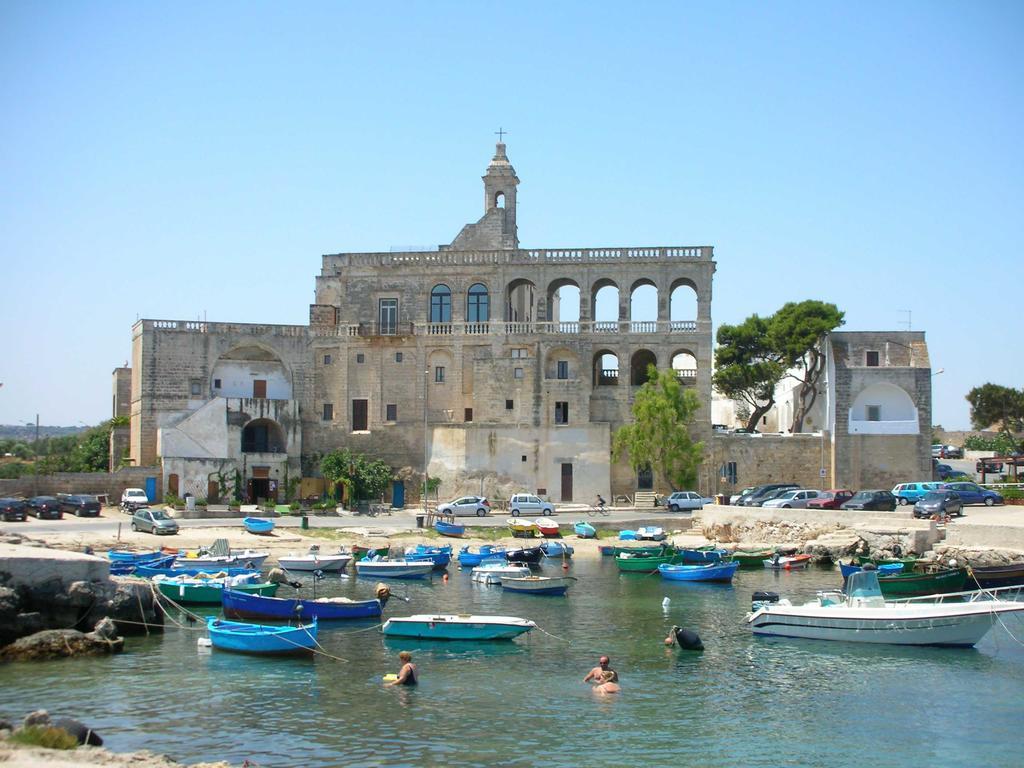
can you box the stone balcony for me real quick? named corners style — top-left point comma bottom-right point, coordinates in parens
top-left (314, 319), bottom-right (703, 339)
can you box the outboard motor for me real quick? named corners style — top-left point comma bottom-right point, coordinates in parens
top-left (751, 591), bottom-right (780, 611)
top-left (671, 625), bottom-right (704, 651)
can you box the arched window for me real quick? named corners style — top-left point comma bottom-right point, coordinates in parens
top-left (430, 285), bottom-right (452, 323)
top-left (467, 283), bottom-right (490, 322)
top-left (495, 192), bottom-right (505, 209)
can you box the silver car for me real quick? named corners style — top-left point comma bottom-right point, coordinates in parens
top-left (508, 493), bottom-right (555, 517)
top-left (436, 496), bottom-right (491, 517)
top-left (761, 489), bottom-right (821, 509)
top-left (666, 491), bottom-right (705, 511)
top-left (131, 507), bottom-right (179, 535)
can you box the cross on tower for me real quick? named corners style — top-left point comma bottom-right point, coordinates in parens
top-left (495, 127), bottom-right (508, 142)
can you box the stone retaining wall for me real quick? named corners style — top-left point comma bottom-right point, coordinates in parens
top-left (0, 467), bottom-right (162, 501)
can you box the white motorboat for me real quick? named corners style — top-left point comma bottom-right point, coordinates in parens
top-left (277, 547), bottom-right (352, 573)
top-left (501, 575), bottom-right (577, 595)
top-left (172, 549), bottom-right (270, 569)
top-left (635, 526), bottom-right (666, 541)
top-left (471, 563), bottom-right (531, 585)
top-left (353, 558), bottom-right (433, 579)
top-left (746, 570), bottom-right (1024, 647)
top-left (382, 614), bottom-right (536, 640)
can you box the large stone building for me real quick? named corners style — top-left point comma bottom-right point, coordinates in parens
top-left (125, 143), bottom-right (716, 504)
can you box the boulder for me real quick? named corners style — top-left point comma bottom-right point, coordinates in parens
top-left (22, 710), bottom-right (50, 728)
top-left (0, 628), bottom-right (124, 662)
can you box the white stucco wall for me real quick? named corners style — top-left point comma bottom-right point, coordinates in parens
top-left (212, 360), bottom-right (292, 399)
top-left (849, 382), bottom-right (918, 435)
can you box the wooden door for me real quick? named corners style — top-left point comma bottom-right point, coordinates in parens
top-left (561, 463), bottom-right (573, 502)
top-left (253, 379), bottom-right (267, 398)
top-left (352, 399), bottom-right (368, 431)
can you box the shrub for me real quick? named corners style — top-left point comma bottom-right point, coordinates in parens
top-left (289, 501), bottom-right (301, 511)
top-left (164, 493), bottom-right (184, 508)
top-left (1002, 487), bottom-right (1024, 500)
top-left (9, 725), bottom-right (79, 750)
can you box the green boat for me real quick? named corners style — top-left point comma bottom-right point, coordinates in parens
top-left (351, 545), bottom-right (390, 561)
top-left (877, 567), bottom-right (966, 597)
top-left (611, 545), bottom-right (672, 557)
top-left (857, 556), bottom-right (919, 571)
top-left (731, 550), bottom-right (774, 568)
top-left (615, 552), bottom-right (683, 573)
top-left (156, 579), bottom-right (280, 605)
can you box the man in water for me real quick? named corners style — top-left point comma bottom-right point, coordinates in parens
top-left (387, 650), bottom-right (418, 686)
top-left (583, 655), bottom-right (620, 694)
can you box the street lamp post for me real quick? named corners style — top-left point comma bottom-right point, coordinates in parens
top-left (423, 366), bottom-right (430, 517)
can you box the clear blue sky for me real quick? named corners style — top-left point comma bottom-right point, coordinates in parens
top-left (2, 2), bottom-right (1021, 429)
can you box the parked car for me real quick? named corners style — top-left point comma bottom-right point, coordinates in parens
top-left (436, 496), bottom-right (491, 517)
top-left (58, 494), bottom-right (101, 517)
top-left (762, 489), bottom-right (821, 509)
top-left (666, 491), bottom-right (705, 511)
top-left (729, 487), bottom-right (756, 505)
top-left (806, 489), bottom-right (855, 510)
top-left (748, 487), bottom-right (798, 507)
top-left (941, 481), bottom-right (1004, 507)
top-left (841, 490), bottom-right (898, 511)
top-left (738, 483), bottom-right (800, 507)
top-left (508, 493), bottom-right (555, 517)
top-left (0, 498), bottom-right (27, 522)
top-left (26, 495), bottom-right (63, 519)
top-left (121, 487), bottom-right (150, 512)
top-left (933, 463), bottom-right (957, 480)
top-left (942, 445), bottom-right (964, 459)
top-left (931, 444), bottom-right (944, 459)
top-left (892, 482), bottom-right (942, 505)
top-left (976, 459), bottom-right (1004, 474)
top-left (914, 490), bottom-right (963, 519)
top-left (131, 507), bottom-right (179, 535)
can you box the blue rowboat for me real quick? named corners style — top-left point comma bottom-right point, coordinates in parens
top-left (574, 522), bottom-right (596, 539)
top-left (619, 530), bottom-right (638, 540)
top-left (136, 563), bottom-right (260, 579)
top-left (435, 520), bottom-right (466, 538)
top-left (658, 560), bottom-right (740, 583)
top-left (382, 614), bottom-right (536, 640)
top-left (221, 588), bottom-right (383, 621)
top-left (677, 548), bottom-right (729, 564)
top-left (457, 545), bottom-right (507, 567)
top-left (107, 550), bottom-right (166, 564)
top-left (599, 545), bottom-right (616, 556)
top-left (404, 545), bottom-right (452, 570)
top-left (206, 616), bottom-right (317, 655)
top-left (243, 517), bottom-right (275, 535)
top-left (540, 541), bottom-right (574, 559)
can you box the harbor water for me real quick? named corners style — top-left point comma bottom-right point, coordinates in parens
top-left (1, 554), bottom-right (1023, 767)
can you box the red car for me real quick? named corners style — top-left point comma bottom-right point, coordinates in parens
top-left (806, 489), bottom-right (854, 510)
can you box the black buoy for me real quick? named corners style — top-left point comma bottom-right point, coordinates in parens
top-left (51, 717), bottom-right (103, 747)
top-left (671, 625), bottom-right (704, 651)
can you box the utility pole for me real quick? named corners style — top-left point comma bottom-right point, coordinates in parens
top-left (423, 365), bottom-right (429, 517)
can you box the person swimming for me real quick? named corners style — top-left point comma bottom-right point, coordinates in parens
top-left (386, 651), bottom-right (418, 686)
top-left (583, 655), bottom-right (620, 694)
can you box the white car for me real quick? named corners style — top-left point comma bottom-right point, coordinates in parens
top-left (665, 491), bottom-right (705, 511)
top-left (121, 487), bottom-right (149, 512)
top-left (436, 496), bottom-right (491, 517)
top-left (508, 493), bottom-right (555, 517)
top-left (761, 489), bottom-right (821, 509)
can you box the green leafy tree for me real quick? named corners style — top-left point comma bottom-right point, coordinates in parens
top-left (612, 366), bottom-right (705, 491)
top-left (712, 315), bottom-right (785, 432)
top-left (966, 384), bottom-right (1024, 450)
top-left (320, 449), bottom-right (393, 503)
top-left (768, 300), bottom-right (845, 432)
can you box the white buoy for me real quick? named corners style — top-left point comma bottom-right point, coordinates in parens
top-left (197, 637), bottom-right (212, 647)
top-left (662, 597), bottom-right (671, 614)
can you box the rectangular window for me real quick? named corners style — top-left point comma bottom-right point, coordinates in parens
top-left (555, 401), bottom-right (569, 424)
top-left (514, 367), bottom-right (524, 379)
top-left (464, 408), bottom-right (473, 422)
top-left (323, 354), bottom-right (332, 365)
top-left (213, 379), bottom-right (221, 389)
top-left (557, 360), bottom-right (569, 379)
top-left (725, 461), bottom-right (738, 485)
top-left (435, 366), bottom-right (445, 383)
top-left (506, 399), bottom-right (514, 410)
top-left (395, 352), bottom-right (403, 363)
top-left (352, 399), bottom-right (368, 431)
top-left (190, 380), bottom-right (201, 396)
top-left (322, 403), bottom-right (334, 421)
top-left (866, 405), bottom-right (881, 422)
top-left (356, 353), bottom-right (365, 364)
top-left (386, 404), bottom-right (397, 421)
top-left (379, 298), bottom-right (398, 335)
top-left (866, 350), bottom-right (880, 367)
top-left (511, 348), bottom-right (527, 358)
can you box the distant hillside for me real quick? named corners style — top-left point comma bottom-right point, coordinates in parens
top-left (0, 424), bottom-right (91, 441)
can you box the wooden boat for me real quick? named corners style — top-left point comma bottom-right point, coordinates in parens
top-left (615, 551), bottom-right (682, 573)
top-left (763, 554), bottom-right (813, 570)
top-left (277, 548), bottom-right (351, 573)
top-left (535, 517), bottom-right (560, 537)
top-left (243, 517), bottom-right (275, 535)
top-left (351, 545), bottom-right (390, 561)
top-left (505, 546), bottom-right (543, 565)
top-left (574, 522), bottom-right (597, 539)
top-left (353, 558), bottom-right (433, 579)
top-left (471, 563), bottom-right (530, 585)
top-left (501, 575), bottom-right (577, 595)
top-left (659, 561), bottom-right (740, 583)
top-left (747, 570), bottom-right (1024, 647)
top-left (155, 576), bottom-right (279, 605)
top-left (222, 588), bottom-right (383, 621)
top-left (507, 519), bottom-right (539, 537)
top-left (434, 519), bottom-right (465, 538)
top-left (137, 563), bottom-right (259, 579)
top-left (678, 548), bottom-right (730, 564)
top-left (207, 616), bottom-right (317, 655)
top-left (969, 563), bottom-right (1024, 589)
top-left (382, 614), bottom-right (536, 640)
top-left (457, 545), bottom-right (507, 567)
top-left (731, 549), bottom-right (775, 568)
top-left (110, 554), bottom-right (176, 575)
top-left (172, 550), bottom-right (270, 569)
top-left (107, 550), bottom-right (166, 563)
top-left (540, 541), bottom-right (574, 559)
top-left (877, 567), bottom-right (967, 597)
top-left (404, 545), bottom-right (452, 570)
top-left (856, 556), bottom-right (919, 571)
top-left (611, 544), bottom-right (671, 557)
top-left (635, 526), bottom-right (667, 542)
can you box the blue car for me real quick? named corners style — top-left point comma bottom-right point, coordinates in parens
top-left (892, 482), bottom-right (942, 505)
top-left (941, 482), bottom-right (1003, 507)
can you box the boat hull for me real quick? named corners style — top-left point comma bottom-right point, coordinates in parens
top-left (500, 576), bottom-right (575, 595)
top-left (457, 546), bottom-right (507, 567)
top-left (277, 554), bottom-right (351, 573)
top-left (351, 546), bottom-right (390, 561)
top-left (763, 555), bottom-right (813, 570)
top-left (157, 580), bottom-right (279, 605)
top-left (615, 553), bottom-right (682, 573)
top-left (471, 565), bottom-right (530, 584)
top-left (382, 614), bottom-right (535, 640)
top-left (731, 550), bottom-right (774, 568)
top-left (222, 589), bottom-right (382, 621)
top-left (658, 561), bottom-right (740, 583)
top-left (505, 547), bottom-right (543, 565)
top-left (540, 542), bottom-right (574, 558)
top-left (435, 521), bottom-right (465, 538)
top-left (354, 561), bottom-right (433, 579)
top-left (574, 522), bottom-right (597, 539)
top-left (242, 517), bottom-right (275, 535)
top-left (173, 553), bottom-right (269, 569)
top-left (841, 565), bottom-right (968, 597)
top-left (969, 564), bottom-right (1024, 589)
top-left (207, 617), bottom-right (317, 655)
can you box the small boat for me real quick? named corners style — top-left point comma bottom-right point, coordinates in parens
top-left (678, 548), bottom-right (730, 564)
top-left (856, 555), bottom-right (919, 571)
top-left (243, 517), bottom-right (275, 535)
top-left (173, 550), bottom-right (270, 569)
top-left (351, 545), bottom-right (390, 561)
top-left (505, 546), bottom-right (543, 565)
top-left (574, 522), bottom-right (597, 539)
top-left (435, 519), bottom-right (466, 538)
top-left (471, 563), bottom-right (531, 585)
top-left (599, 545), bottom-right (616, 556)
top-left (763, 554), bottom-right (813, 570)
top-left (457, 545), bottom-right (507, 567)
top-left (969, 563), bottom-right (1024, 589)
top-left (659, 561), bottom-right (740, 583)
top-left (404, 545), bottom-right (452, 570)
top-left (615, 551), bottom-right (682, 573)
top-left (618, 530), bottom-right (638, 540)
top-left (382, 614), bottom-right (536, 641)
top-left (107, 550), bottom-right (166, 564)
top-left (535, 517), bottom-right (560, 537)
top-left (137, 563), bottom-right (259, 579)
top-left (611, 544), bottom-right (670, 557)
top-left (635, 526), bottom-right (666, 542)
top-left (731, 549), bottom-right (775, 568)
top-left (507, 519), bottom-right (539, 537)
top-left (746, 570), bottom-right (1024, 646)
top-left (277, 547), bottom-right (352, 573)
top-left (839, 562), bottom-right (904, 580)
top-left (155, 575), bottom-right (278, 605)
top-left (110, 554), bottom-right (177, 575)
top-left (354, 557), bottom-right (434, 579)
top-left (501, 575), bottom-right (577, 595)
top-left (540, 541), bottom-right (574, 559)
top-left (222, 588), bottom-right (384, 621)
top-left (840, 564), bottom-right (967, 597)
top-left (207, 616), bottom-right (317, 655)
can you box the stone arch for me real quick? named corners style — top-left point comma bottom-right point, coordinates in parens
top-left (505, 278), bottom-right (537, 323)
top-left (670, 278), bottom-right (698, 328)
top-left (670, 348), bottom-right (698, 383)
top-left (547, 277), bottom-right (581, 330)
top-left (849, 382), bottom-right (918, 433)
top-left (430, 284), bottom-right (452, 323)
top-left (495, 191), bottom-right (505, 208)
top-left (591, 279), bottom-right (620, 329)
top-left (242, 418), bottom-right (287, 453)
top-left (630, 349), bottom-right (658, 385)
top-left (629, 278), bottom-right (658, 331)
top-left (592, 349), bottom-right (620, 386)
top-left (544, 346), bottom-right (580, 379)
top-left (213, 344), bottom-right (291, 399)
top-left (466, 282), bottom-right (490, 324)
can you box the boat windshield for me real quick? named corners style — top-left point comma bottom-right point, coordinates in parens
top-left (845, 570), bottom-right (884, 600)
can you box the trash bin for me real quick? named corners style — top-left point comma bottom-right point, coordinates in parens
top-left (185, 494), bottom-right (196, 512)
top-left (415, 514), bottom-right (426, 529)
top-left (716, 494), bottom-right (728, 506)
top-left (300, 514), bottom-right (309, 530)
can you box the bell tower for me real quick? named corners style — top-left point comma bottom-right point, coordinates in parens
top-left (483, 141), bottom-right (519, 245)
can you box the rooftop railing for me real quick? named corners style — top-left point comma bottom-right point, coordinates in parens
top-left (314, 319), bottom-right (701, 338)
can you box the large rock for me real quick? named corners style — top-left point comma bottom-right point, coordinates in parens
top-left (0, 627), bottom-right (124, 662)
top-left (804, 532), bottom-right (865, 561)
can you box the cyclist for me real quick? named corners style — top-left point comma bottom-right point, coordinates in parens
top-left (595, 494), bottom-right (607, 511)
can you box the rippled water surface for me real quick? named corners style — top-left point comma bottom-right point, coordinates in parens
top-left (2, 556), bottom-right (1023, 767)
